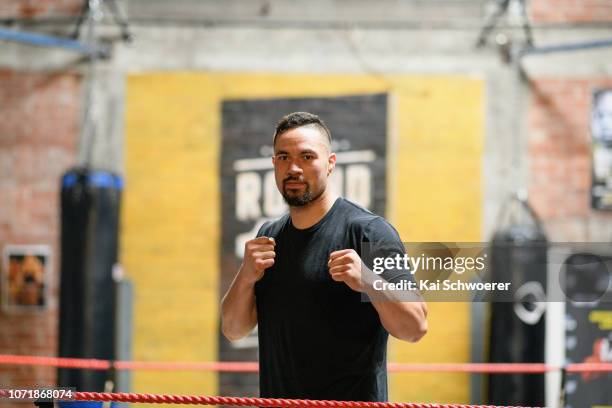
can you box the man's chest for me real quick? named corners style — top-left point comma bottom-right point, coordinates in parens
top-left (256, 227), bottom-right (359, 294)
top-left (269, 236), bottom-right (338, 285)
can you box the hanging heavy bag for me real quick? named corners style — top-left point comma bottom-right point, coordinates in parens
top-left (487, 191), bottom-right (548, 406)
top-left (58, 168), bottom-right (122, 391)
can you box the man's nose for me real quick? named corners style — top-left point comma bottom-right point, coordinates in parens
top-left (287, 160), bottom-right (303, 174)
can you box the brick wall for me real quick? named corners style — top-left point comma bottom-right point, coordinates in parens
top-left (0, 70), bottom-right (80, 390)
top-left (530, 0), bottom-right (612, 23)
top-left (0, 0), bottom-right (81, 19)
top-left (528, 78), bottom-right (612, 240)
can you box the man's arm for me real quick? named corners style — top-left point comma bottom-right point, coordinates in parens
top-left (221, 236), bottom-right (275, 341)
top-left (362, 265), bottom-right (428, 342)
top-left (328, 249), bottom-right (428, 342)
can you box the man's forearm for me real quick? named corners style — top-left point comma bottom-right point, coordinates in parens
top-left (361, 267), bottom-right (428, 342)
top-left (221, 269), bottom-right (258, 341)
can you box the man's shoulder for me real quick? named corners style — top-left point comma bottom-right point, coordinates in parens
top-left (339, 198), bottom-right (377, 222)
top-left (339, 198), bottom-right (400, 240)
top-left (256, 214), bottom-right (290, 237)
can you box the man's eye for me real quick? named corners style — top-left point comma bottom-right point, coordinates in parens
top-left (277, 155), bottom-right (288, 160)
top-left (303, 155), bottom-right (314, 160)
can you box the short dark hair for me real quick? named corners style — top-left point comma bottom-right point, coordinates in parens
top-left (273, 112), bottom-right (332, 146)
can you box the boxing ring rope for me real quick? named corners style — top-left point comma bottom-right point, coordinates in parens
top-left (0, 354), bottom-right (258, 372)
top-left (71, 392), bottom-right (537, 407)
top-left (2, 354), bottom-right (610, 408)
top-left (0, 389), bottom-right (537, 408)
top-left (1, 354), bottom-right (611, 373)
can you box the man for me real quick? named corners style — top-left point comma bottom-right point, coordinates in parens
top-left (221, 112), bottom-right (427, 402)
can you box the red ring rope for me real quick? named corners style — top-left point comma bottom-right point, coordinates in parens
top-left (1, 354), bottom-right (610, 373)
top-left (71, 391), bottom-right (540, 408)
top-left (0, 389), bottom-right (541, 407)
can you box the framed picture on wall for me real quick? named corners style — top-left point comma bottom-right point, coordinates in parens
top-left (1, 245), bottom-right (51, 312)
top-left (591, 88), bottom-right (612, 210)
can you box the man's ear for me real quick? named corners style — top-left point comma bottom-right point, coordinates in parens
top-left (328, 152), bottom-right (337, 176)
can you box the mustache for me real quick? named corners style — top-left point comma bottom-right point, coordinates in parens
top-left (283, 176), bottom-right (305, 183)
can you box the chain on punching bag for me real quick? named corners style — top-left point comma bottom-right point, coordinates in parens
top-left (58, 168), bottom-right (122, 391)
top-left (487, 191), bottom-right (548, 406)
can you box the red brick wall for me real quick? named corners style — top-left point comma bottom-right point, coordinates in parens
top-left (530, 0), bottom-right (612, 23)
top-left (0, 70), bottom-right (80, 389)
top-left (528, 78), bottom-right (612, 239)
top-left (0, 0), bottom-right (81, 19)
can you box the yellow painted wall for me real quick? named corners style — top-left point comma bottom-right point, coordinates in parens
top-left (123, 76), bottom-right (221, 395)
top-left (391, 78), bottom-right (484, 404)
top-left (122, 73), bottom-right (483, 403)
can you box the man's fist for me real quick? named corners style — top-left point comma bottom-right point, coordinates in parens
top-left (241, 236), bottom-right (275, 284)
top-left (328, 249), bottom-right (364, 292)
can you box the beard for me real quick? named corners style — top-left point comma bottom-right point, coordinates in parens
top-left (282, 178), bottom-right (324, 207)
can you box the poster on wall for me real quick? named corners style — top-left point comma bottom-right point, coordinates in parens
top-left (591, 89), bottom-right (612, 210)
top-left (564, 252), bottom-right (612, 408)
top-left (219, 93), bottom-right (389, 396)
top-left (2, 245), bottom-right (51, 312)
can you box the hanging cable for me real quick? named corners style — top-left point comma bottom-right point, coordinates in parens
top-left (77, 0), bottom-right (103, 169)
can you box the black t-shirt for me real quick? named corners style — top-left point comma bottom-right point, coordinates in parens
top-left (254, 197), bottom-right (410, 401)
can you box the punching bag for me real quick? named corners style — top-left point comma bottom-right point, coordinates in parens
top-left (58, 168), bottom-right (122, 391)
top-left (487, 192), bottom-right (548, 406)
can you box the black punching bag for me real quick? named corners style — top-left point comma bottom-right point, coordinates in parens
top-left (58, 168), bottom-right (122, 391)
top-left (487, 193), bottom-right (548, 406)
